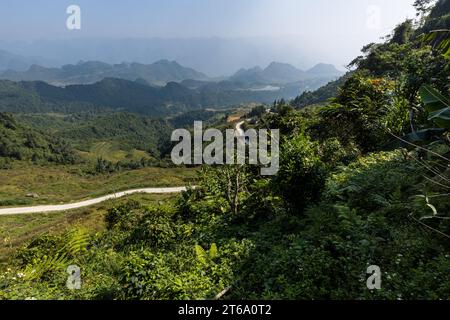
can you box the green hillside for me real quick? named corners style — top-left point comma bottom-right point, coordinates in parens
top-left (17, 112), bottom-right (174, 162)
top-left (0, 112), bottom-right (75, 166)
top-left (0, 76), bottom-right (333, 116)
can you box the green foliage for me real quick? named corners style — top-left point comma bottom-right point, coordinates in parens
top-left (325, 151), bottom-right (420, 212)
top-left (195, 243), bottom-right (218, 265)
top-left (420, 85), bottom-right (450, 129)
top-left (314, 74), bottom-right (406, 152)
top-left (105, 201), bottom-right (143, 231)
top-left (118, 242), bottom-right (243, 300)
top-left (20, 112), bottom-right (173, 159)
top-left (291, 73), bottom-right (352, 108)
top-left (420, 0), bottom-right (450, 32)
top-left (127, 208), bottom-right (177, 249)
top-left (246, 105), bottom-right (267, 118)
top-left (0, 112), bottom-right (76, 164)
top-left (391, 20), bottom-right (414, 45)
top-left (276, 133), bottom-right (328, 212)
top-left (169, 109), bottom-right (224, 128)
top-left (317, 138), bottom-right (360, 167)
top-left (422, 29), bottom-right (450, 58)
top-left (392, 85), bottom-right (450, 148)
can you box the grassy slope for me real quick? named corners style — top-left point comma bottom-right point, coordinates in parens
top-left (0, 162), bottom-right (196, 207)
top-left (76, 141), bottom-right (153, 162)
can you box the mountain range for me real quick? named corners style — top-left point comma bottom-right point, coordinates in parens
top-left (230, 62), bottom-right (342, 85)
top-left (0, 60), bottom-right (208, 86)
top-left (0, 58), bottom-right (342, 88)
top-left (0, 37), bottom-right (338, 77)
top-left (0, 49), bottom-right (48, 72)
top-left (0, 48), bottom-right (343, 115)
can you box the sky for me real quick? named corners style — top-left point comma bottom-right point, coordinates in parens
top-left (0, 0), bottom-right (418, 72)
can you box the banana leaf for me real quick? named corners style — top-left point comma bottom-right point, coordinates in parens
top-left (428, 107), bottom-right (450, 129)
top-left (385, 128), bottom-right (446, 150)
top-left (419, 85), bottom-right (450, 113)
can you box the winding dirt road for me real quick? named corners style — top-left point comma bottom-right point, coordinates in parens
top-left (0, 187), bottom-right (189, 216)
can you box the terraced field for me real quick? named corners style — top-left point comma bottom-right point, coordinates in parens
top-left (77, 141), bottom-right (153, 162)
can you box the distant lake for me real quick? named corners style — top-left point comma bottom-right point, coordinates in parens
top-left (247, 85), bottom-right (281, 92)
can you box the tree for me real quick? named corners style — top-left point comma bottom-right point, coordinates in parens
top-left (391, 20), bottom-right (414, 45)
top-left (414, 0), bottom-right (436, 20)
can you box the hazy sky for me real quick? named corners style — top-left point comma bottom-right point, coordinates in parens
top-left (0, 0), bottom-right (417, 71)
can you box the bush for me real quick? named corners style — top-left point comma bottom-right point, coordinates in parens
top-left (127, 208), bottom-right (177, 249)
top-left (324, 151), bottom-right (420, 213)
top-left (275, 133), bottom-right (328, 213)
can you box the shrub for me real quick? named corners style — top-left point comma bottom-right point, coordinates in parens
top-left (275, 133), bottom-right (328, 213)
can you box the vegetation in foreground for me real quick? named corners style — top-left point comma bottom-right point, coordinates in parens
top-left (0, 193), bottom-right (174, 267)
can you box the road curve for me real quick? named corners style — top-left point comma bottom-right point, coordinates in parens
top-left (0, 187), bottom-right (190, 216)
top-left (235, 121), bottom-right (245, 137)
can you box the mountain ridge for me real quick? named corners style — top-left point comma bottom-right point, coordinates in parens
top-left (1, 57), bottom-right (342, 87)
top-left (0, 59), bottom-right (209, 86)
top-left (230, 62), bottom-right (343, 85)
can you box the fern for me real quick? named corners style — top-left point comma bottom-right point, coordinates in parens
top-left (61, 228), bottom-right (90, 256)
top-left (22, 228), bottom-right (90, 281)
top-left (195, 245), bottom-right (207, 265)
top-left (25, 253), bottom-right (68, 280)
top-left (209, 243), bottom-right (218, 260)
top-left (195, 243), bottom-right (219, 265)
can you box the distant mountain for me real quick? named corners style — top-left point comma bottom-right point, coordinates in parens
top-left (262, 62), bottom-right (306, 83)
top-left (230, 62), bottom-right (342, 85)
top-left (292, 72), bottom-right (351, 108)
top-left (0, 37), bottom-right (325, 77)
top-left (0, 50), bottom-right (46, 72)
top-left (306, 63), bottom-right (343, 78)
top-left (0, 60), bottom-right (209, 86)
top-left (0, 78), bottom-right (181, 116)
top-left (231, 66), bottom-right (266, 83)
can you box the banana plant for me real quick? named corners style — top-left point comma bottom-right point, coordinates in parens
top-left (386, 85), bottom-right (449, 149)
top-left (419, 85), bottom-right (450, 130)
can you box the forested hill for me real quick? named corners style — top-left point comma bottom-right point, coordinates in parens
top-left (0, 112), bottom-right (75, 165)
top-left (0, 78), bottom-right (200, 116)
top-left (291, 73), bottom-right (352, 108)
top-left (0, 77), bottom-right (328, 116)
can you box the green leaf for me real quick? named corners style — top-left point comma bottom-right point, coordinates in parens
top-left (419, 85), bottom-right (450, 113)
top-left (428, 107), bottom-right (450, 129)
top-left (209, 243), bottom-right (218, 260)
top-left (423, 30), bottom-right (450, 58)
top-left (195, 244), bottom-right (207, 265)
top-left (384, 128), bottom-right (445, 150)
